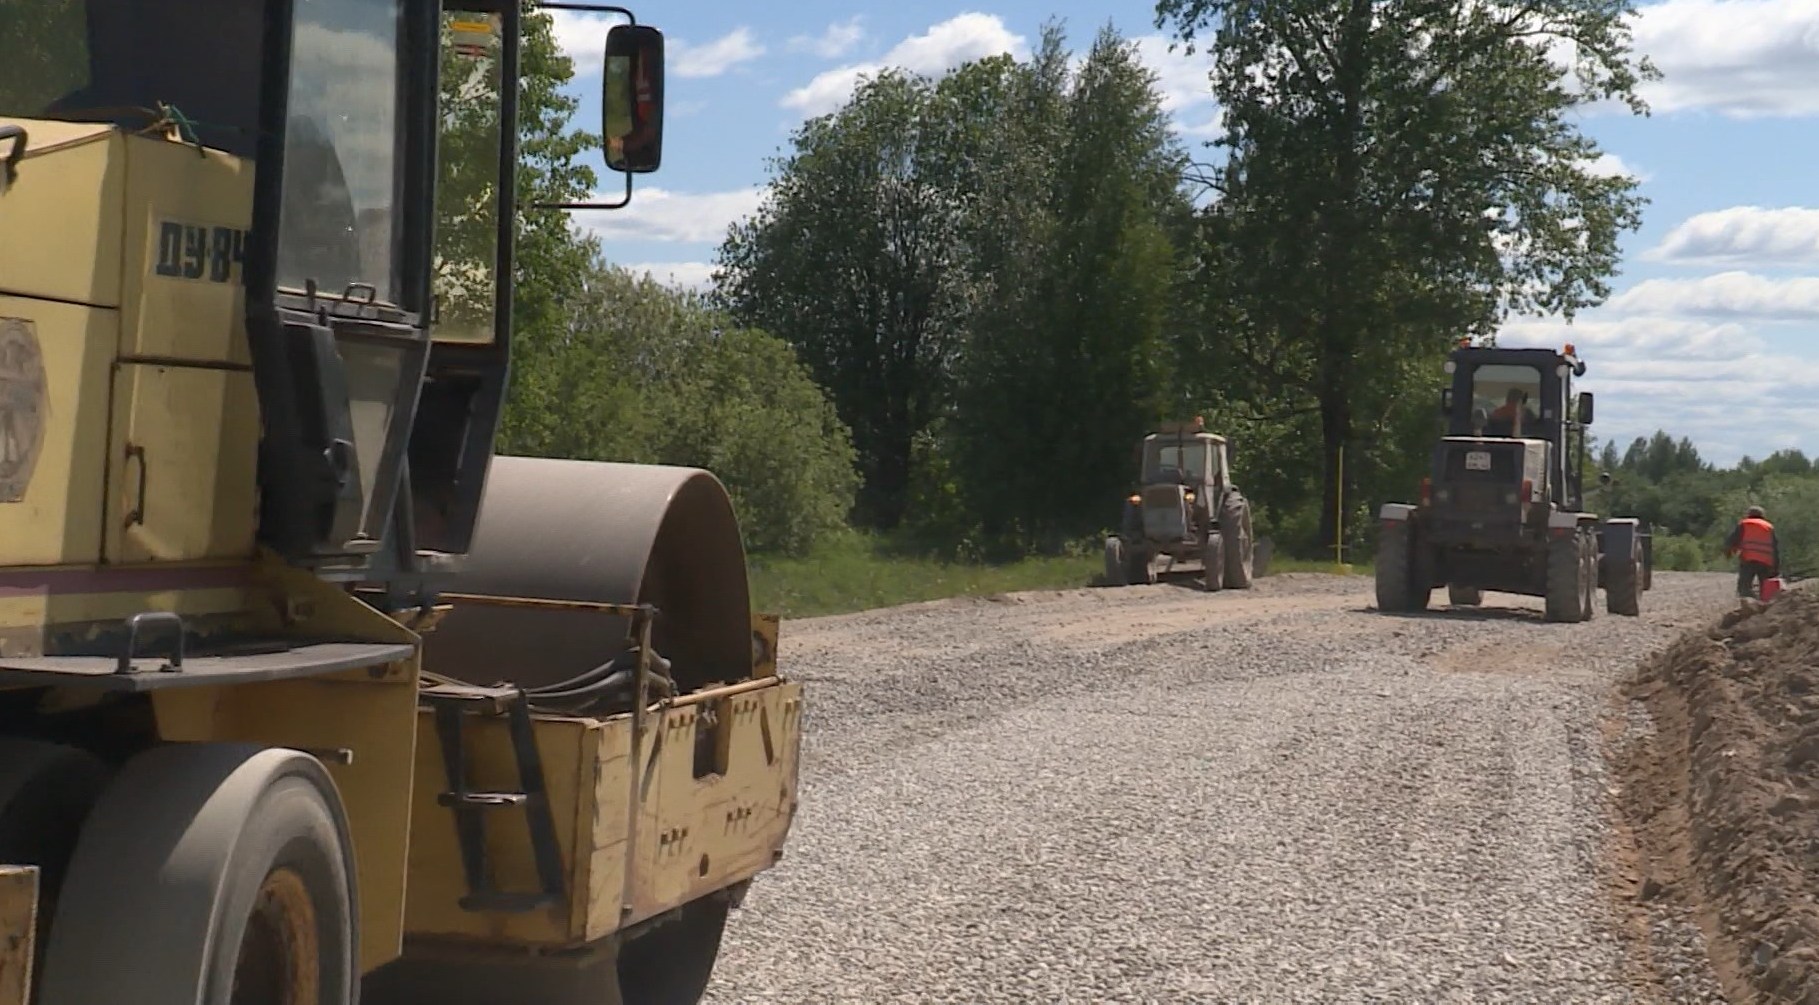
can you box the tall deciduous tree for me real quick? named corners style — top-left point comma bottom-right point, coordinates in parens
top-left (1159, 0), bottom-right (1657, 547)
top-left (952, 24), bottom-right (1192, 547)
top-left (716, 72), bottom-right (970, 530)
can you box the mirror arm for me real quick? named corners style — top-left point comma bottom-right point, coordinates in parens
top-left (535, 2), bottom-right (635, 24)
top-left (531, 171), bottom-right (634, 212)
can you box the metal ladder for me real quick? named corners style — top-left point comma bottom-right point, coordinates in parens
top-left (420, 682), bottom-right (567, 913)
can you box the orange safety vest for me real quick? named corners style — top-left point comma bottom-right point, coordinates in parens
top-left (1737, 517), bottom-right (1776, 567)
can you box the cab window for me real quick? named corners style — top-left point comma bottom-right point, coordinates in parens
top-left (275, 0), bottom-right (407, 306)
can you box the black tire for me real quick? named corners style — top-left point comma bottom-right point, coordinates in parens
top-left (1129, 543), bottom-right (1156, 585)
top-left (1222, 496), bottom-right (1255, 589)
top-left (1607, 547), bottom-right (1641, 616)
top-left (1202, 532), bottom-right (1225, 592)
top-left (0, 738), bottom-right (108, 982)
top-left (1375, 521), bottom-right (1414, 612)
top-left (1581, 533), bottom-right (1599, 622)
top-left (1545, 530), bottom-right (1584, 623)
top-left (38, 743), bottom-right (357, 1005)
top-left (1103, 537), bottom-right (1127, 587)
top-left (1447, 584), bottom-right (1483, 607)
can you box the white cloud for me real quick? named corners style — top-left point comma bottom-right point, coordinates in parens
top-left (573, 186), bottom-right (766, 244)
top-left (1131, 35), bottom-right (1221, 136)
top-left (789, 17), bottom-right (866, 60)
top-left (547, 13), bottom-right (763, 78)
top-left (782, 13), bottom-right (1029, 116)
top-left (1496, 266), bottom-right (1819, 465)
top-left (1629, 0), bottom-right (1819, 117)
top-left (1586, 152), bottom-right (1649, 181)
top-left (617, 261), bottom-right (716, 291)
top-left (674, 28), bottom-right (766, 79)
top-left (546, 9), bottom-right (612, 75)
top-left (1646, 206), bottom-right (1819, 266)
top-left (1605, 271), bottom-right (1819, 320)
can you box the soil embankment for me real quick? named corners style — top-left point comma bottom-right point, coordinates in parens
top-left (1618, 588), bottom-right (1819, 1004)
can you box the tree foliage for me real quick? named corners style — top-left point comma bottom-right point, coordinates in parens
top-left (439, 7), bottom-right (858, 556)
top-left (1158, 0), bottom-right (1657, 548)
top-left (717, 21), bottom-right (1192, 550)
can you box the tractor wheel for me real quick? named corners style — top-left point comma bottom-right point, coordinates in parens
top-left (1129, 544), bottom-right (1157, 585)
top-left (37, 744), bottom-right (358, 1005)
top-left (1202, 532), bottom-right (1226, 592)
top-left (1544, 530), bottom-right (1586, 623)
top-left (1103, 537), bottom-right (1128, 587)
top-left (1447, 585), bottom-right (1483, 607)
top-left (1375, 520), bottom-right (1428, 612)
top-left (1581, 532), bottom-right (1600, 622)
top-left (1606, 544), bottom-right (1642, 616)
top-left (1222, 497), bottom-right (1255, 589)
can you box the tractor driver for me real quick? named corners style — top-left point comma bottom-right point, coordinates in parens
top-left (1487, 388), bottom-right (1539, 436)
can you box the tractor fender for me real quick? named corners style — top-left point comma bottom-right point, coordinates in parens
top-left (1380, 503), bottom-right (1417, 522)
top-left (1546, 510), bottom-right (1588, 530)
top-left (422, 456), bottom-right (753, 693)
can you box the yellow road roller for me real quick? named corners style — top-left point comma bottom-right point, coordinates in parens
top-left (0, 1), bottom-right (801, 1002)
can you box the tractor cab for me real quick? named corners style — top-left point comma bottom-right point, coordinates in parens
top-left (1436, 344), bottom-right (1594, 513)
top-left (1140, 418), bottom-right (1228, 495)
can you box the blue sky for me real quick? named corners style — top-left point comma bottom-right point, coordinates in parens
top-left (545, 1), bottom-right (1819, 468)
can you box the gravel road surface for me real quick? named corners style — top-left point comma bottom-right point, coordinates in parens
top-left (703, 572), bottom-right (1739, 1004)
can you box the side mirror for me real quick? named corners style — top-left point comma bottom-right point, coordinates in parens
top-left (1439, 388), bottom-right (1453, 415)
top-left (602, 24), bottom-right (665, 174)
top-left (1577, 391), bottom-right (1594, 426)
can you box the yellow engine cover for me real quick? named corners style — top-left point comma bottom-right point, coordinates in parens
top-left (0, 117), bottom-right (259, 571)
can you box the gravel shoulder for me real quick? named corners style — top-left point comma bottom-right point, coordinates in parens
top-left (708, 572), bottom-right (1738, 1003)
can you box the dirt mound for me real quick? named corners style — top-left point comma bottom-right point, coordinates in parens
top-left (1618, 589), bottom-right (1819, 1004)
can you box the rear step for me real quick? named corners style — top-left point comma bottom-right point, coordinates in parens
top-left (420, 682), bottom-right (567, 914)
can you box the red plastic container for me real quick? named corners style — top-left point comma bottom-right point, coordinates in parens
top-left (1762, 576), bottom-right (1786, 602)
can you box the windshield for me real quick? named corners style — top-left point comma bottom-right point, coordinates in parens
top-left (1469, 364), bottom-right (1544, 436)
top-left (0, 0), bottom-right (265, 158)
top-left (1145, 440), bottom-right (1209, 482)
top-left (276, 0), bottom-right (406, 306)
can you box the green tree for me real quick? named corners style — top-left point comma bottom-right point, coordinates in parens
top-left (951, 23), bottom-right (1192, 547)
top-left (1159, 0), bottom-right (1656, 547)
top-left (504, 267), bottom-right (859, 556)
top-left (716, 71), bottom-right (970, 530)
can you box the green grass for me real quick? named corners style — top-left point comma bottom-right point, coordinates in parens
top-left (747, 532), bottom-right (1375, 619)
top-left (748, 532), bottom-right (1099, 619)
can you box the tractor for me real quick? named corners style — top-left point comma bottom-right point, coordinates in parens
top-left (1376, 343), bottom-right (1653, 622)
top-left (1104, 418), bottom-right (1256, 591)
top-left (0, 3), bottom-right (800, 1003)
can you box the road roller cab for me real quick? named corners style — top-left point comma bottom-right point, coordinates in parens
top-left (0, 2), bottom-right (800, 1003)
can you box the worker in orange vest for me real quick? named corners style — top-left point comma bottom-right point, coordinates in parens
top-left (1724, 505), bottom-right (1780, 599)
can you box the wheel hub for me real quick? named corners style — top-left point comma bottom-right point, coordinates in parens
top-left (232, 866), bottom-right (321, 1005)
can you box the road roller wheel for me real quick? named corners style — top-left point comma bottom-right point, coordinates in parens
top-left (0, 738), bottom-right (108, 979)
top-left (362, 895), bottom-right (732, 1005)
top-left (36, 744), bottom-right (357, 1005)
top-left (617, 896), bottom-right (731, 1005)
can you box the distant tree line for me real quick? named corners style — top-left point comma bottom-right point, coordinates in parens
top-left (479, 1), bottom-right (1663, 564)
top-left (1594, 432), bottom-right (1819, 577)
